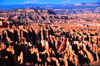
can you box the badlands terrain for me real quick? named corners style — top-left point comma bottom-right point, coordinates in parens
top-left (0, 9), bottom-right (100, 66)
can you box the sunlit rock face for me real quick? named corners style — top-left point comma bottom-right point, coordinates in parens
top-left (0, 9), bottom-right (100, 66)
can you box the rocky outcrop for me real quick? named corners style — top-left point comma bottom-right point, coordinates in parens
top-left (0, 9), bottom-right (70, 23)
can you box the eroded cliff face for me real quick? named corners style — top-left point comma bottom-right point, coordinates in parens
top-left (0, 8), bottom-right (100, 66)
top-left (0, 9), bottom-right (70, 23)
top-left (0, 18), bottom-right (100, 66)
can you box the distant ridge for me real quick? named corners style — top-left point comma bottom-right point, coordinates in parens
top-left (0, 2), bottom-right (100, 14)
